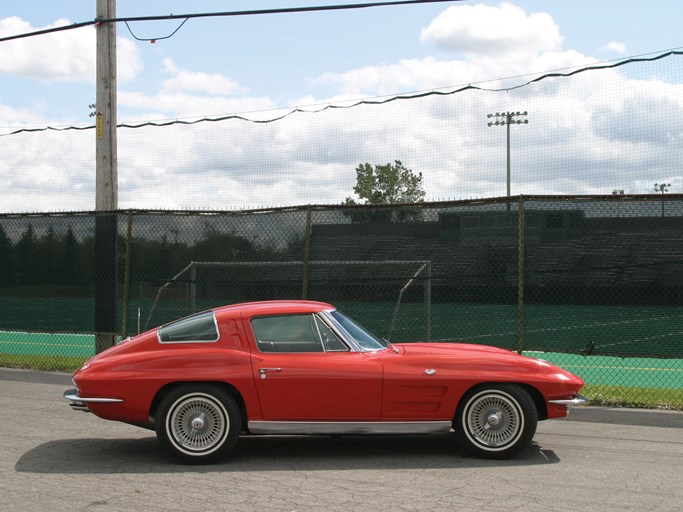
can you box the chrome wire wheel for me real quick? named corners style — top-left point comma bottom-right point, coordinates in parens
top-left (463, 391), bottom-right (522, 449)
top-left (168, 393), bottom-right (228, 455)
top-left (455, 384), bottom-right (537, 459)
top-left (156, 385), bottom-right (241, 464)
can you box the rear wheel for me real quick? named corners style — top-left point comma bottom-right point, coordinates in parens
top-left (155, 384), bottom-right (240, 464)
top-left (454, 384), bottom-right (537, 459)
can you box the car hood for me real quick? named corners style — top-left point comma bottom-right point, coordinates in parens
top-left (396, 342), bottom-right (584, 383)
top-left (398, 342), bottom-right (516, 358)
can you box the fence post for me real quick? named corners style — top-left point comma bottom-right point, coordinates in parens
top-left (121, 211), bottom-right (133, 339)
top-left (517, 196), bottom-right (525, 354)
top-left (301, 206), bottom-right (312, 300)
top-left (190, 263), bottom-right (197, 313)
top-left (94, 213), bottom-right (118, 353)
top-left (425, 261), bottom-right (432, 341)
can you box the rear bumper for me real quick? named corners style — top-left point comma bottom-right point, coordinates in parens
top-left (64, 388), bottom-right (123, 412)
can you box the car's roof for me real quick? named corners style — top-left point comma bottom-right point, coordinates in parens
top-left (213, 300), bottom-right (334, 317)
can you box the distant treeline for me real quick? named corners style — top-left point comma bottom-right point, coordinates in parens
top-left (0, 223), bottom-right (300, 291)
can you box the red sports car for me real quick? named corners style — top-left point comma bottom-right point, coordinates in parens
top-left (64, 300), bottom-right (586, 463)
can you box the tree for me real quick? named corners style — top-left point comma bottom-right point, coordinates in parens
top-left (59, 226), bottom-right (80, 285)
top-left (345, 160), bottom-right (425, 205)
top-left (192, 225), bottom-right (256, 262)
top-left (344, 161), bottom-right (425, 223)
top-left (15, 224), bottom-right (36, 284)
top-left (34, 226), bottom-right (59, 284)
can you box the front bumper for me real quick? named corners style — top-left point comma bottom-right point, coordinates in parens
top-left (549, 394), bottom-right (589, 406)
top-left (64, 388), bottom-right (123, 412)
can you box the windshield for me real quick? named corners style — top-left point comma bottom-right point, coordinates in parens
top-left (329, 310), bottom-right (387, 351)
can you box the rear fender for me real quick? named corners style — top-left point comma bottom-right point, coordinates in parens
top-left (149, 381), bottom-right (249, 431)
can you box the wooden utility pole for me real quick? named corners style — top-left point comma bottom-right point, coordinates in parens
top-left (94, 0), bottom-right (118, 353)
top-left (96, 0), bottom-right (117, 210)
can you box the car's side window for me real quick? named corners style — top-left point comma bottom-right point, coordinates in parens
top-left (158, 311), bottom-right (219, 343)
top-left (314, 315), bottom-right (349, 352)
top-left (252, 314), bottom-right (349, 353)
top-left (252, 314), bottom-right (324, 353)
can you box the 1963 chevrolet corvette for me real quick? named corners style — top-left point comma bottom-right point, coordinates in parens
top-left (64, 300), bottom-right (586, 463)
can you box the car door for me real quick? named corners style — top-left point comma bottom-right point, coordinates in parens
top-left (247, 313), bottom-right (383, 421)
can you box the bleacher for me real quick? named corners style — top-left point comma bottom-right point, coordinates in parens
top-left (308, 211), bottom-right (683, 303)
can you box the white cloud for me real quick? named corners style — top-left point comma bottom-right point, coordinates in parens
top-left (314, 48), bottom-right (596, 97)
top-left (119, 90), bottom-right (277, 120)
top-left (117, 59), bottom-right (272, 120)
top-left (161, 58), bottom-right (246, 96)
top-left (0, 16), bottom-right (142, 83)
top-left (420, 2), bottom-right (562, 57)
top-left (117, 37), bottom-right (144, 83)
top-left (0, 102), bottom-right (53, 128)
top-left (314, 3), bottom-right (594, 97)
top-left (0, 129), bottom-right (95, 211)
top-left (1, 4), bottom-right (682, 212)
top-left (602, 41), bottom-right (628, 54)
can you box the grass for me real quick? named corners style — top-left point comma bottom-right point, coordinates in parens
top-left (583, 384), bottom-right (683, 411)
top-left (0, 353), bottom-right (87, 373)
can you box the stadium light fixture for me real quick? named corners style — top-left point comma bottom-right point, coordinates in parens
top-left (487, 111), bottom-right (528, 204)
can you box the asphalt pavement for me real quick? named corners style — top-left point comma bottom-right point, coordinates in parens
top-left (2, 367), bottom-right (681, 512)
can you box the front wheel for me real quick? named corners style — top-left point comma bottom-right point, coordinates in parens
top-left (454, 384), bottom-right (537, 459)
top-left (155, 384), bottom-right (241, 464)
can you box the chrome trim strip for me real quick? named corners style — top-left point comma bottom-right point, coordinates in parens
top-left (549, 394), bottom-right (588, 406)
top-left (63, 389), bottom-right (123, 404)
top-left (248, 420), bottom-right (452, 435)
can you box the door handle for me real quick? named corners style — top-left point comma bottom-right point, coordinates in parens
top-left (259, 368), bottom-right (282, 379)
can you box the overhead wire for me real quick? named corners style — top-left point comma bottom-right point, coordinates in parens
top-left (1, 1), bottom-right (680, 136)
top-left (123, 18), bottom-right (189, 43)
top-left (2, 49), bottom-right (681, 137)
top-left (0, 0), bottom-right (463, 43)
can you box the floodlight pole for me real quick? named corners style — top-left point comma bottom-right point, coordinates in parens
top-left (487, 111), bottom-right (528, 209)
top-left (94, 0), bottom-right (118, 353)
top-left (654, 182), bottom-right (670, 217)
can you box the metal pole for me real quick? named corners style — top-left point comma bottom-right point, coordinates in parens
top-left (517, 197), bottom-right (525, 355)
top-left (655, 183), bottom-right (670, 217)
top-left (487, 111), bottom-right (528, 212)
top-left (190, 263), bottom-right (197, 313)
top-left (94, 0), bottom-right (118, 353)
top-left (301, 207), bottom-right (313, 300)
top-left (424, 261), bottom-right (431, 341)
top-left (121, 212), bottom-right (133, 339)
top-left (506, 113), bottom-right (511, 200)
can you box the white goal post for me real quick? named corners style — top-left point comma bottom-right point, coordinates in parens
top-left (145, 260), bottom-right (432, 340)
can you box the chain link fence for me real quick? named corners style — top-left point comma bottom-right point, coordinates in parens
top-left (1, 195), bottom-right (682, 408)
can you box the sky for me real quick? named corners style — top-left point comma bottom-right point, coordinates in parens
top-left (1, 0), bottom-right (683, 211)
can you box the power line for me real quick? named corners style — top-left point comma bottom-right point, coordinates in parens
top-left (0, 20), bottom-right (95, 43)
top-left (1, 49), bottom-right (681, 137)
top-left (124, 19), bottom-right (189, 43)
top-left (0, 0), bottom-right (462, 43)
top-left (109, 0), bottom-right (463, 23)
